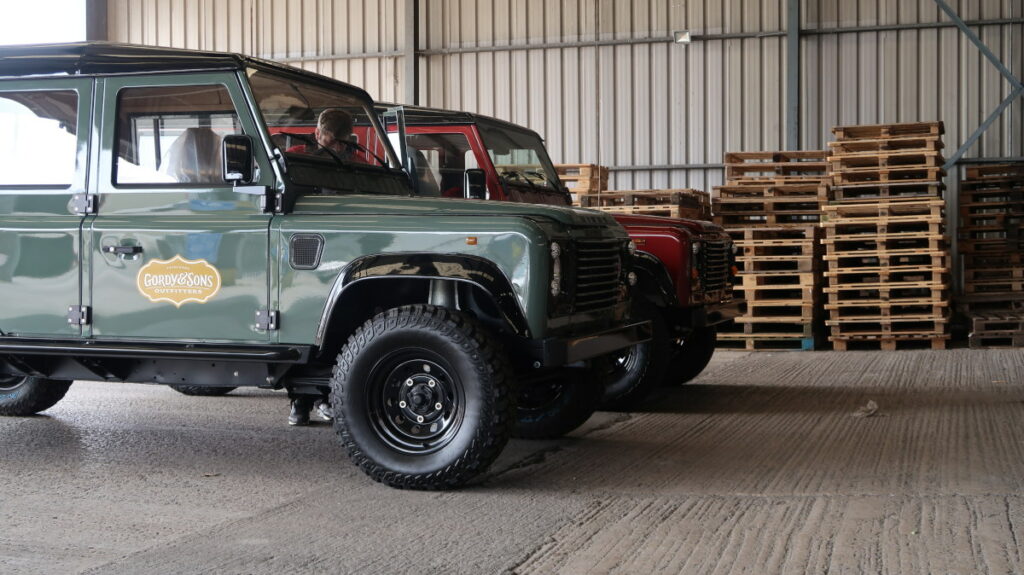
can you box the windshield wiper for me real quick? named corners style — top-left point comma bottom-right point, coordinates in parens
top-left (341, 140), bottom-right (391, 170)
top-left (281, 132), bottom-right (350, 171)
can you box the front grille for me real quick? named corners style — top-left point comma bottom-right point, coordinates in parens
top-left (573, 239), bottom-right (622, 312)
top-left (699, 238), bottom-right (731, 293)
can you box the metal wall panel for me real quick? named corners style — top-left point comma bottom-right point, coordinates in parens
top-left (108, 0), bottom-right (1023, 190)
top-left (107, 0), bottom-right (403, 102)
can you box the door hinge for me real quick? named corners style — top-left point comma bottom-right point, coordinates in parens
top-left (71, 193), bottom-right (97, 215)
top-left (256, 309), bottom-right (279, 331)
top-left (67, 305), bottom-right (91, 326)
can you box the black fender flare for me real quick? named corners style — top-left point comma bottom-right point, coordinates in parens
top-left (315, 252), bottom-right (531, 346)
top-left (632, 250), bottom-right (679, 308)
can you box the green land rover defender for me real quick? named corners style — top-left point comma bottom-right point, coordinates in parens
top-left (0, 43), bottom-right (649, 489)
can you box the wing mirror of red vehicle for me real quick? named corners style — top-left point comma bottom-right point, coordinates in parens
top-left (464, 169), bottom-right (487, 200)
top-left (222, 135), bottom-right (255, 184)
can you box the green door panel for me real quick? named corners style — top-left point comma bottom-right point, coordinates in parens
top-left (0, 78), bottom-right (93, 337)
top-left (88, 72), bottom-right (273, 342)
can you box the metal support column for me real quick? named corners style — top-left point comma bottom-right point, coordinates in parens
top-left (86, 0), bottom-right (108, 42)
top-left (933, 0), bottom-right (1024, 169)
top-left (785, 0), bottom-right (800, 150)
top-left (403, 0), bottom-right (420, 105)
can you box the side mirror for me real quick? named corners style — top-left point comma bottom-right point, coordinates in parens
top-left (222, 135), bottom-right (255, 184)
top-left (464, 169), bottom-right (487, 200)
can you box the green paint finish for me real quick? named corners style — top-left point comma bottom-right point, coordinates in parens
top-left (276, 210), bottom-right (549, 344)
top-left (0, 77), bottom-right (93, 336)
top-left (87, 72), bottom-right (273, 342)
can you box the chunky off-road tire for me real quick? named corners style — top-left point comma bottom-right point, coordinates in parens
top-left (330, 304), bottom-right (515, 490)
top-left (0, 376), bottom-right (73, 416)
top-left (599, 299), bottom-right (672, 410)
top-left (667, 327), bottom-right (717, 385)
top-left (169, 385), bottom-right (237, 397)
top-left (513, 365), bottom-right (603, 440)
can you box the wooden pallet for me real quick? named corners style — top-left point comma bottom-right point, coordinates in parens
top-left (822, 197), bottom-right (944, 219)
top-left (824, 182), bottom-right (944, 202)
top-left (954, 293), bottom-right (1024, 314)
top-left (964, 279), bottom-right (1024, 294)
top-left (554, 164), bottom-right (608, 179)
top-left (962, 252), bottom-right (1024, 269)
top-left (828, 150), bottom-right (945, 171)
top-left (832, 121), bottom-right (944, 141)
top-left (965, 163), bottom-right (1024, 180)
top-left (969, 332), bottom-right (1024, 349)
top-left (828, 135), bottom-right (944, 156)
top-left (724, 151), bottom-right (829, 182)
top-left (824, 221), bottom-right (944, 239)
top-left (970, 312), bottom-right (1024, 333)
top-left (962, 267), bottom-right (1024, 282)
top-left (833, 166), bottom-right (945, 186)
top-left (587, 205), bottom-right (690, 218)
top-left (714, 212), bottom-right (821, 227)
top-left (830, 334), bottom-right (948, 351)
top-left (717, 334), bottom-right (817, 351)
top-left (715, 183), bottom-right (820, 200)
top-left (578, 189), bottom-right (711, 219)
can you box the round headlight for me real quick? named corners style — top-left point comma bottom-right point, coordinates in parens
top-left (627, 240), bottom-right (637, 256)
top-left (692, 242), bottom-right (702, 255)
top-left (627, 271), bottom-right (638, 286)
top-left (550, 241), bottom-right (561, 259)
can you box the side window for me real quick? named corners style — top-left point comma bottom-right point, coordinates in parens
top-left (405, 133), bottom-right (475, 198)
top-left (0, 90), bottom-right (78, 187)
top-left (115, 85), bottom-right (241, 185)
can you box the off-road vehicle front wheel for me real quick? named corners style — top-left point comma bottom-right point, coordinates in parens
top-left (0, 376), bottom-right (73, 416)
top-left (600, 299), bottom-right (671, 410)
top-left (331, 305), bottom-right (515, 490)
top-left (668, 327), bottom-right (717, 385)
top-left (513, 368), bottom-right (602, 440)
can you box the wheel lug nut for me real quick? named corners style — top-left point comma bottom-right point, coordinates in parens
top-left (416, 415), bottom-right (425, 423)
top-left (428, 380), bottom-right (435, 387)
top-left (405, 379), bottom-right (413, 386)
top-left (435, 403), bottom-right (443, 410)
top-left (399, 400), bottom-right (407, 408)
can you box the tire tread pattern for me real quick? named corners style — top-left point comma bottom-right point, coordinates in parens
top-left (0, 377), bottom-right (73, 416)
top-left (330, 304), bottom-right (515, 490)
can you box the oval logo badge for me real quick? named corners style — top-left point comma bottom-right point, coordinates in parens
top-left (137, 255), bottom-right (222, 307)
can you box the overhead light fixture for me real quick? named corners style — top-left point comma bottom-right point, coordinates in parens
top-left (673, 30), bottom-right (692, 44)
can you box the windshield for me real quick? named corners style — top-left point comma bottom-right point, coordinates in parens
top-left (477, 122), bottom-right (563, 192)
top-left (247, 68), bottom-right (403, 193)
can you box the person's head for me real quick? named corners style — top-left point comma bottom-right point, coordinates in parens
top-left (314, 108), bottom-right (354, 151)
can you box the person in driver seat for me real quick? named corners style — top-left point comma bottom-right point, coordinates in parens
top-left (286, 108), bottom-right (365, 163)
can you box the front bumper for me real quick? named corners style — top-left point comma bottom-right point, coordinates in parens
top-left (672, 299), bottom-right (743, 333)
top-left (515, 320), bottom-right (652, 368)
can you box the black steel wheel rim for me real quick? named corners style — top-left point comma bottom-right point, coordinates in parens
top-left (0, 375), bottom-right (25, 392)
top-left (519, 382), bottom-right (566, 412)
top-left (366, 350), bottom-right (464, 455)
top-left (608, 345), bottom-right (641, 378)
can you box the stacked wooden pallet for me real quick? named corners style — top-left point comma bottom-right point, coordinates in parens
top-left (577, 189), bottom-right (711, 220)
top-left (713, 151), bottom-right (829, 351)
top-left (719, 226), bottom-right (822, 351)
top-left (956, 163), bottom-right (1024, 348)
top-left (555, 164), bottom-right (608, 203)
top-left (823, 122), bottom-right (950, 351)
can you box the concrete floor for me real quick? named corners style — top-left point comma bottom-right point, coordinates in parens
top-left (1, 348), bottom-right (1023, 574)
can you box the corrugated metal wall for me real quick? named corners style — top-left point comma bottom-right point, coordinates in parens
top-left (107, 0), bottom-right (1023, 191)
